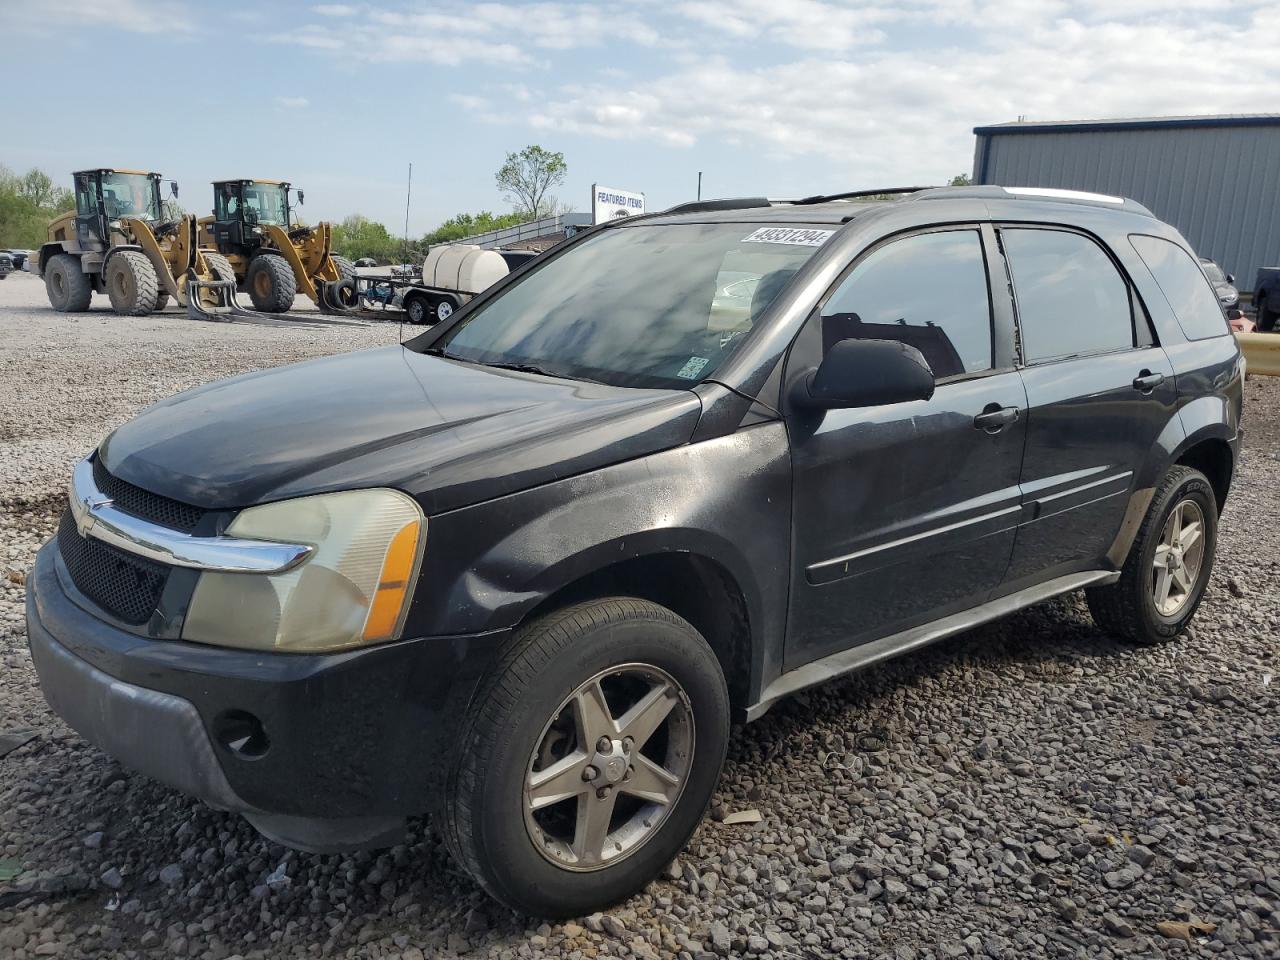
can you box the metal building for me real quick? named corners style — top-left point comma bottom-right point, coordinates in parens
top-left (971, 115), bottom-right (1280, 293)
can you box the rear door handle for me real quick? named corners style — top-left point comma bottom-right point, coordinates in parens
top-left (973, 404), bottom-right (1020, 434)
top-left (1132, 370), bottom-right (1165, 393)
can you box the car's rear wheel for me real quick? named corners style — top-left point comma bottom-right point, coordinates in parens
top-left (1257, 294), bottom-right (1276, 332)
top-left (442, 598), bottom-right (729, 917)
top-left (1087, 465), bottom-right (1217, 645)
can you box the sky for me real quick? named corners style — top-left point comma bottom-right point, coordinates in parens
top-left (3, 0), bottom-right (1277, 235)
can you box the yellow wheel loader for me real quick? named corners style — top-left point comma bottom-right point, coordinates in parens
top-left (34, 168), bottom-right (243, 318)
top-left (199, 179), bottom-right (357, 313)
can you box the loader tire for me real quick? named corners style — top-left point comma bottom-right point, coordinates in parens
top-left (203, 252), bottom-right (238, 285)
top-left (246, 254), bottom-right (297, 313)
top-left (105, 250), bottom-right (160, 316)
top-left (154, 293), bottom-right (170, 311)
top-left (332, 255), bottom-right (356, 282)
top-left (44, 253), bottom-right (93, 312)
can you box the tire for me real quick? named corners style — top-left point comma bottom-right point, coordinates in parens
top-left (203, 252), bottom-right (237, 285)
top-left (403, 293), bottom-right (430, 325)
top-left (154, 293), bottom-right (170, 311)
top-left (1257, 294), bottom-right (1276, 333)
top-left (44, 253), bottom-right (93, 312)
top-left (105, 250), bottom-right (160, 316)
top-left (442, 598), bottom-right (730, 918)
top-left (246, 254), bottom-right (296, 313)
top-left (1087, 466), bottom-right (1217, 646)
top-left (331, 255), bottom-right (356, 282)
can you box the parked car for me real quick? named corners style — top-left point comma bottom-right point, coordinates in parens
top-left (353, 257), bottom-right (377, 268)
top-left (1255, 265), bottom-right (1280, 332)
top-left (1199, 257), bottom-right (1238, 311)
top-left (0, 252), bottom-right (12, 279)
top-left (27, 185), bottom-right (1242, 918)
top-left (4, 249), bottom-right (27, 271)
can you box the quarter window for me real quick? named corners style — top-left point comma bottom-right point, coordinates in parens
top-left (1002, 229), bottom-right (1133, 362)
top-left (821, 230), bottom-right (993, 380)
top-left (1130, 234), bottom-right (1229, 341)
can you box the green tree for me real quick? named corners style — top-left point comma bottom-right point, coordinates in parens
top-left (331, 214), bottom-right (404, 263)
top-left (0, 164), bottom-right (75, 248)
top-left (949, 173), bottom-right (973, 186)
top-left (495, 145), bottom-right (567, 219)
top-left (422, 210), bottom-right (530, 245)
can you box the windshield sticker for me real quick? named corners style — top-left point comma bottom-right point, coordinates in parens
top-left (742, 227), bottom-right (834, 247)
top-left (676, 356), bottom-right (711, 379)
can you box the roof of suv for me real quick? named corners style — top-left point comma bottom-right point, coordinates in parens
top-left (640, 185), bottom-right (1156, 226)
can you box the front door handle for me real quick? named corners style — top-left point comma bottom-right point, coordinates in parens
top-left (973, 404), bottom-right (1020, 434)
top-left (1132, 370), bottom-right (1165, 394)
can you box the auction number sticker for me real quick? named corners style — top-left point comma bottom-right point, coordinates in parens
top-left (742, 227), bottom-right (834, 247)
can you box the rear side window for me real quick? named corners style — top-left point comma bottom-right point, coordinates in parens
top-left (1002, 229), bottom-right (1133, 363)
top-left (821, 230), bottom-right (993, 380)
top-left (1130, 234), bottom-right (1229, 341)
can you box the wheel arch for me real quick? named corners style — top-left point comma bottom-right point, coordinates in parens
top-left (1172, 433), bottom-right (1234, 513)
top-left (38, 242), bottom-right (79, 274)
top-left (518, 549), bottom-right (755, 714)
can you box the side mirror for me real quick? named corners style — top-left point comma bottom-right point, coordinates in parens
top-left (1226, 273), bottom-right (1235, 285)
top-left (169, 181), bottom-right (179, 198)
top-left (795, 338), bottom-right (935, 410)
top-left (297, 190), bottom-right (305, 205)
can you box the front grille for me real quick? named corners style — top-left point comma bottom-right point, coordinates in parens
top-left (57, 511), bottom-right (171, 625)
top-left (92, 457), bottom-right (205, 532)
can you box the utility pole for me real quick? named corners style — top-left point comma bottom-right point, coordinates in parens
top-left (403, 162), bottom-right (413, 267)
top-left (697, 171), bottom-right (702, 201)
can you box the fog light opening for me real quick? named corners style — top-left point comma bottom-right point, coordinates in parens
top-left (214, 710), bottom-right (270, 759)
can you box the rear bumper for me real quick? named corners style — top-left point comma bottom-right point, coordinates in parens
top-left (26, 541), bottom-right (507, 850)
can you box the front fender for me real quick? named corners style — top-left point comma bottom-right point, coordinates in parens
top-left (405, 423), bottom-right (794, 701)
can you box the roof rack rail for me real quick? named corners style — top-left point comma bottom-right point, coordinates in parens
top-left (912, 185), bottom-right (1155, 216)
top-left (793, 186), bottom-right (938, 205)
top-left (661, 197), bottom-right (773, 215)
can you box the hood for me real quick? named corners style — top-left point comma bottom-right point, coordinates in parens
top-left (99, 346), bottom-right (702, 514)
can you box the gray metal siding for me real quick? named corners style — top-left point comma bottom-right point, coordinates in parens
top-left (973, 124), bottom-right (1280, 291)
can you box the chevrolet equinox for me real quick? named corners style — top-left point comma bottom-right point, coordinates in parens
top-left (27, 185), bottom-right (1242, 917)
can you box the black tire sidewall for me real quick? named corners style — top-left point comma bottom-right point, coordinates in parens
top-left (405, 296), bottom-right (426, 324)
top-left (46, 258), bottom-right (70, 310)
top-left (247, 255), bottom-right (295, 312)
top-left (468, 613), bottom-right (728, 917)
top-left (1133, 474), bottom-right (1217, 640)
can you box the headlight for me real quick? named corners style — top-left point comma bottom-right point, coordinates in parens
top-left (182, 489), bottom-right (424, 653)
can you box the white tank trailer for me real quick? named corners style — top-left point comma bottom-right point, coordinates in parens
top-left (422, 245), bottom-right (509, 295)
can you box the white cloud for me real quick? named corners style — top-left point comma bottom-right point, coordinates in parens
top-left (276, 96), bottom-right (311, 109)
top-left (8, 0), bottom-right (197, 34)
top-left (528, 7), bottom-right (1279, 186)
top-left (273, 1), bottom-right (659, 65)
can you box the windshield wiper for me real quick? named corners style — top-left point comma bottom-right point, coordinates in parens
top-left (479, 360), bottom-right (561, 377)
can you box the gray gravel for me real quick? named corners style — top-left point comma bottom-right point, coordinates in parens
top-left (2, 268), bottom-right (1278, 959)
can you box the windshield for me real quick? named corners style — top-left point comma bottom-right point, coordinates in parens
top-left (435, 222), bottom-right (832, 388)
top-left (100, 173), bottom-right (160, 221)
top-left (242, 183), bottom-right (290, 226)
top-left (1200, 260), bottom-right (1226, 283)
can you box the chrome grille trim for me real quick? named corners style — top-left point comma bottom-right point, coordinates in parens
top-left (69, 457), bottom-right (313, 574)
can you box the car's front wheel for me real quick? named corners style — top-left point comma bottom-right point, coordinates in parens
top-left (1087, 465), bottom-right (1217, 645)
top-left (442, 598), bottom-right (729, 917)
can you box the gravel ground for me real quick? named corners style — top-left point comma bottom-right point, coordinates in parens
top-left (1, 268), bottom-right (1278, 960)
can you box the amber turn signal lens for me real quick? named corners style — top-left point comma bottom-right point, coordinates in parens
top-left (362, 520), bottom-right (422, 643)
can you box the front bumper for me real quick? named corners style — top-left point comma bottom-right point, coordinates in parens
top-left (26, 541), bottom-right (506, 850)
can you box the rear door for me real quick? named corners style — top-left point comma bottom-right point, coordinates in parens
top-left (784, 226), bottom-right (1027, 669)
top-left (997, 226), bottom-right (1177, 591)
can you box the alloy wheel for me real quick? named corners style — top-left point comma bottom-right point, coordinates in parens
top-left (1153, 498), bottom-right (1205, 616)
top-left (523, 663), bottom-right (694, 872)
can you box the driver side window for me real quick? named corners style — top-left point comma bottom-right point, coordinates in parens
top-left (821, 230), bottom-right (994, 380)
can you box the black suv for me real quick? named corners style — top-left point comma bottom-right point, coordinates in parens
top-left (27, 186), bottom-right (1242, 917)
